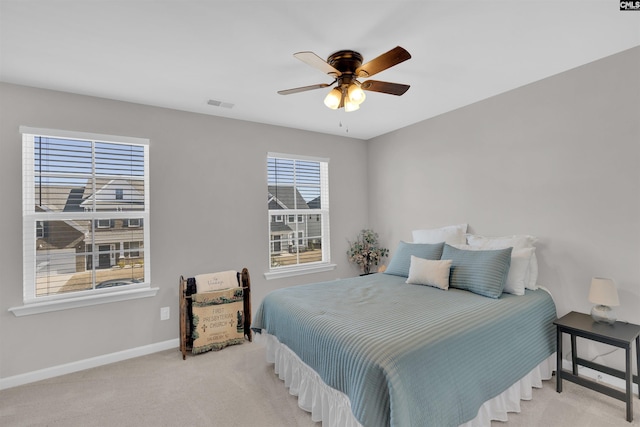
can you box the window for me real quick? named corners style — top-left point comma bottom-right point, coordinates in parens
top-left (127, 218), bottom-right (141, 228)
top-left (36, 221), bottom-right (45, 238)
top-left (16, 126), bottom-right (154, 314)
top-left (96, 219), bottom-right (111, 229)
top-left (266, 153), bottom-right (332, 277)
top-left (123, 241), bottom-right (141, 258)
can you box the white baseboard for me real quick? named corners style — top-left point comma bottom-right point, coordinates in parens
top-left (0, 338), bottom-right (179, 390)
top-left (561, 359), bottom-right (639, 395)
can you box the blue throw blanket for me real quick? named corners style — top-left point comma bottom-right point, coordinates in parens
top-left (252, 273), bottom-right (556, 427)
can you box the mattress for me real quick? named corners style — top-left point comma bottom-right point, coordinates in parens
top-left (252, 273), bottom-right (557, 427)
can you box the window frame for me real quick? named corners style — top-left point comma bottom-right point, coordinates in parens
top-left (10, 126), bottom-right (157, 316)
top-left (96, 219), bottom-right (112, 229)
top-left (264, 152), bottom-right (335, 280)
top-left (127, 218), bottom-right (141, 228)
top-left (35, 221), bottom-right (45, 238)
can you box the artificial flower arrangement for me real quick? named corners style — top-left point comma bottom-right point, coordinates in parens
top-left (347, 229), bottom-right (389, 275)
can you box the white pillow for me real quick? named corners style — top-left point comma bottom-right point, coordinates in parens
top-left (466, 234), bottom-right (537, 249)
top-left (451, 244), bottom-right (534, 295)
top-left (406, 256), bottom-right (452, 290)
top-left (505, 248), bottom-right (535, 295)
top-left (526, 253), bottom-right (539, 290)
top-left (412, 224), bottom-right (467, 245)
top-left (465, 234), bottom-right (538, 290)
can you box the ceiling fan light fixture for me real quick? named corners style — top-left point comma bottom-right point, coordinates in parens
top-left (280, 46), bottom-right (411, 111)
top-left (344, 96), bottom-right (360, 112)
top-left (347, 82), bottom-right (366, 105)
top-left (324, 87), bottom-right (342, 110)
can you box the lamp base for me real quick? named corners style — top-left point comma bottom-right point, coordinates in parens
top-left (591, 304), bottom-right (616, 325)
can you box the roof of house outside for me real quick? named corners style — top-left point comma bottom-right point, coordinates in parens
top-left (268, 185), bottom-right (309, 210)
top-left (269, 222), bottom-right (293, 233)
top-left (306, 196), bottom-right (321, 209)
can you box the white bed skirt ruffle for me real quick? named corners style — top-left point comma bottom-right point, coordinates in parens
top-left (257, 331), bottom-right (556, 427)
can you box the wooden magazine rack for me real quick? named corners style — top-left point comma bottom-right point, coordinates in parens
top-left (179, 268), bottom-right (252, 359)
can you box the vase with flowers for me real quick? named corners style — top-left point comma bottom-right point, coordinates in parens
top-left (347, 229), bottom-right (389, 275)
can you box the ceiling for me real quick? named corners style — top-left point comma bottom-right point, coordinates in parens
top-left (1, 1), bottom-right (639, 140)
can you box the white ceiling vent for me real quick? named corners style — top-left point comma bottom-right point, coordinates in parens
top-left (207, 99), bottom-right (234, 109)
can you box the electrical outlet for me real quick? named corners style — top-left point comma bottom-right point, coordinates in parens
top-left (160, 306), bottom-right (170, 320)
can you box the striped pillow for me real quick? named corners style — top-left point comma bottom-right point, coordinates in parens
top-left (384, 241), bottom-right (445, 277)
top-left (441, 244), bottom-right (512, 298)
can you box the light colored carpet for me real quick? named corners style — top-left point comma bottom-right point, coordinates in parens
top-left (0, 341), bottom-right (638, 426)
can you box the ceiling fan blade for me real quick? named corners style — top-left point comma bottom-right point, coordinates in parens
top-left (294, 51), bottom-right (342, 77)
top-left (277, 83), bottom-right (331, 95)
top-left (356, 46), bottom-right (411, 78)
top-left (360, 80), bottom-right (410, 96)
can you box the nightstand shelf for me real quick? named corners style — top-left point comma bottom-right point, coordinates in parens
top-left (554, 311), bottom-right (640, 422)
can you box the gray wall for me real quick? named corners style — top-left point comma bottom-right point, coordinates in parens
top-left (0, 83), bottom-right (369, 379)
top-left (368, 47), bottom-right (640, 365)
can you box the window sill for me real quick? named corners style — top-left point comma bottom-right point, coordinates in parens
top-left (264, 263), bottom-right (336, 280)
top-left (8, 287), bottom-right (159, 317)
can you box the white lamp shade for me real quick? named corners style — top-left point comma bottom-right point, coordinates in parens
top-left (344, 98), bottom-right (360, 112)
top-left (323, 88), bottom-right (342, 110)
top-left (347, 83), bottom-right (366, 105)
top-left (588, 277), bottom-right (620, 307)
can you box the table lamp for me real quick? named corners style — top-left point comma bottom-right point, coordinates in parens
top-left (588, 277), bottom-right (620, 325)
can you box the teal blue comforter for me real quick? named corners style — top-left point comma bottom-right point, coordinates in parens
top-left (252, 273), bottom-right (556, 427)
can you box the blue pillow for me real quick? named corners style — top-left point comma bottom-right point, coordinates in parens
top-left (440, 244), bottom-right (512, 298)
top-left (384, 241), bottom-right (445, 277)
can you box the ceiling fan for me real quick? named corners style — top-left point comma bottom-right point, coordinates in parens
top-left (278, 46), bottom-right (411, 112)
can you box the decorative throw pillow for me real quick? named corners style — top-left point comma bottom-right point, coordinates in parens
top-left (384, 241), bottom-right (445, 277)
top-left (466, 234), bottom-right (538, 290)
top-left (441, 244), bottom-right (512, 298)
top-left (412, 224), bottom-right (468, 245)
top-left (451, 244), bottom-right (534, 296)
top-left (406, 256), bottom-right (452, 290)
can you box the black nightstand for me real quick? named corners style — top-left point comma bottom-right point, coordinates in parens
top-left (554, 311), bottom-right (640, 422)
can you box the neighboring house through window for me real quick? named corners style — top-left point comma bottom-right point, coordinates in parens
top-left (14, 126), bottom-right (154, 315)
top-left (96, 219), bottom-right (112, 229)
top-left (266, 153), bottom-right (332, 278)
top-left (36, 221), bottom-right (45, 238)
top-left (127, 218), bottom-right (141, 228)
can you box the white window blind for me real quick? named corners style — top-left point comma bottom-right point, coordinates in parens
top-left (20, 126), bottom-right (151, 305)
top-left (267, 153), bottom-right (330, 273)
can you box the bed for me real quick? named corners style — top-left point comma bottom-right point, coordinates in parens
top-left (252, 239), bottom-right (557, 426)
